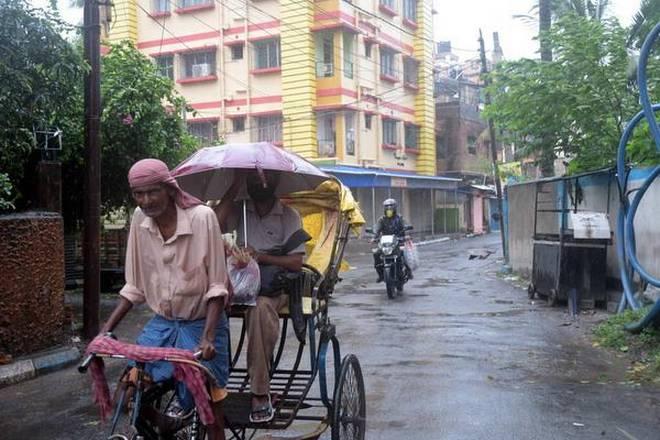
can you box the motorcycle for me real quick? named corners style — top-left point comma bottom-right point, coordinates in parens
top-left (366, 225), bottom-right (413, 299)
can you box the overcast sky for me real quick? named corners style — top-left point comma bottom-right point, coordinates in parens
top-left (433, 0), bottom-right (642, 61)
top-left (32, 0), bottom-right (642, 61)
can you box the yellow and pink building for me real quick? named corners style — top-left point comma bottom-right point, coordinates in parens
top-left (108, 0), bottom-right (460, 234)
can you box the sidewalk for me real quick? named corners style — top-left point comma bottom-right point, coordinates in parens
top-left (0, 345), bottom-right (80, 387)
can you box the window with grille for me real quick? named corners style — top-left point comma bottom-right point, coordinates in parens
top-left (343, 34), bottom-right (354, 79)
top-left (436, 135), bottom-right (447, 159)
top-left (345, 112), bottom-right (355, 155)
top-left (254, 115), bottom-right (282, 142)
top-left (382, 119), bottom-right (398, 145)
top-left (182, 51), bottom-right (215, 78)
top-left (365, 114), bottom-right (372, 130)
top-left (154, 55), bottom-right (174, 80)
top-left (180, 0), bottom-right (211, 7)
top-left (254, 39), bottom-right (280, 70)
top-left (403, 0), bottom-right (417, 22)
top-left (315, 33), bottom-right (334, 77)
top-left (232, 117), bottom-right (245, 132)
top-left (230, 44), bottom-right (244, 61)
top-left (188, 121), bottom-right (218, 146)
top-left (317, 114), bottom-right (336, 157)
top-left (467, 135), bottom-right (477, 155)
top-left (405, 124), bottom-right (419, 149)
top-left (153, 0), bottom-right (169, 13)
top-left (365, 41), bottom-right (372, 58)
top-left (380, 48), bottom-right (396, 78)
top-left (403, 57), bottom-right (418, 86)
top-left (380, 0), bottom-right (394, 9)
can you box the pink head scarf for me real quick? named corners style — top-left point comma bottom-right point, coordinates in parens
top-left (128, 159), bottom-right (202, 209)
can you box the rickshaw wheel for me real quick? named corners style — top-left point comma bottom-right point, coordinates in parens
top-left (331, 354), bottom-right (366, 440)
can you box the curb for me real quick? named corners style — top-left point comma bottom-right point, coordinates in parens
top-left (0, 346), bottom-right (80, 388)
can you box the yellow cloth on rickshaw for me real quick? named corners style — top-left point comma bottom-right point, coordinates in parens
top-left (282, 179), bottom-right (365, 275)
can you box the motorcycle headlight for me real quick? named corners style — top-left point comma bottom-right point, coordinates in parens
top-left (382, 245), bottom-right (394, 255)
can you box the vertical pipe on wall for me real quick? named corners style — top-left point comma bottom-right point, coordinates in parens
top-left (431, 189), bottom-right (435, 236)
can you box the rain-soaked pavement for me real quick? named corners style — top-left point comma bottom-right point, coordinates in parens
top-left (1, 233), bottom-right (659, 439)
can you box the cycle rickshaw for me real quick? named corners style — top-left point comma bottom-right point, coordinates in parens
top-left (81, 170), bottom-right (367, 440)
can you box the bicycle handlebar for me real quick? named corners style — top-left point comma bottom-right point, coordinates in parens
top-left (78, 353), bottom-right (94, 373)
top-left (78, 349), bottom-right (205, 374)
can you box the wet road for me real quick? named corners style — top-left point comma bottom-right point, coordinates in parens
top-left (1, 234), bottom-right (659, 439)
top-left (332, 234), bottom-right (660, 439)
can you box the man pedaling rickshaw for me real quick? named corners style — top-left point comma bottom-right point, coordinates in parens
top-left (98, 158), bottom-right (230, 440)
top-left (372, 198), bottom-right (413, 283)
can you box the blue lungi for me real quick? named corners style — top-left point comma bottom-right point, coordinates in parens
top-left (136, 313), bottom-right (229, 410)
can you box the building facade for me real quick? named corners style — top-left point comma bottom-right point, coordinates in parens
top-left (433, 39), bottom-right (503, 234)
top-left (108, 0), bottom-right (436, 175)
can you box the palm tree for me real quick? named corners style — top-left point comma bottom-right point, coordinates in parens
top-left (554, 0), bottom-right (610, 21)
top-left (516, 0), bottom-right (611, 24)
top-left (628, 0), bottom-right (660, 49)
top-left (539, 0), bottom-right (552, 61)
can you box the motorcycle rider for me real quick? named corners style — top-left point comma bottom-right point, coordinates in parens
top-left (372, 198), bottom-right (412, 282)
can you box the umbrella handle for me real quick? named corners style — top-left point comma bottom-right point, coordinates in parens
top-left (243, 199), bottom-right (248, 247)
top-left (257, 167), bottom-right (267, 188)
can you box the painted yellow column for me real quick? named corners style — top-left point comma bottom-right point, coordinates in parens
top-left (106, 0), bottom-right (138, 44)
top-left (281, 0), bottom-right (317, 158)
top-left (413, 0), bottom-right (436, 176)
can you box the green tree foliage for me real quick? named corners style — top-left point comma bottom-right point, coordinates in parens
top-left (628, 0), bottom-right (660, 49)
top-left (60, 41), bottom-right (197, 229)
top-left (485, 15), bottom-right (660, 174)
top-left (0, 173), bottom-right (14, 211)
top-left (0, 0), bottom-right (86, 208)
top-left (0, 0), bottom-right (197, 225)
top-left (99, 41), bottom-right (197, 215)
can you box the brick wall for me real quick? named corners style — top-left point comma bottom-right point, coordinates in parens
top-left (0, 212), bottom-right (65, 355)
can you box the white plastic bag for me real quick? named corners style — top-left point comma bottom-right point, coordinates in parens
top-left (404, 239), bottom-right (419, 271)
top-left (228, 256), bottom-right (260, 306)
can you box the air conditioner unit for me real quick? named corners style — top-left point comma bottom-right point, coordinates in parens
top-left (192, 63), bottom-right (211, 77)
top-left (318, 140), bottom-right (336, 157)
top-left (323, 64), bottom-right (333, 76)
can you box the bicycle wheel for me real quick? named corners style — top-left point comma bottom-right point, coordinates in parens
top-left (146, 384), bottom-right (208, 440)
top-left (331, 354), bottom-right (366, 440)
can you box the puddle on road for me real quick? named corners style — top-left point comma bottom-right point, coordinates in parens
top-left (417, 277), bottom-right (455, 288)
top-left (373, 359), bottom-right (435, 368)
top-left (493, 299), bottom-right (515, 305)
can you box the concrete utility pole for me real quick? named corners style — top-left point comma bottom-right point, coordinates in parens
top-left (478, 29), bottom-right (507, 261)
top-left (83, 0), bottom-right (101, 339)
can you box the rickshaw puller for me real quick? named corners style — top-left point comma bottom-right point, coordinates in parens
top-left (99, 158), bottom-right (230, 440)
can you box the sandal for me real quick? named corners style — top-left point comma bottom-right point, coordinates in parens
top-left (249, 394), bottom-right (274, 424)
